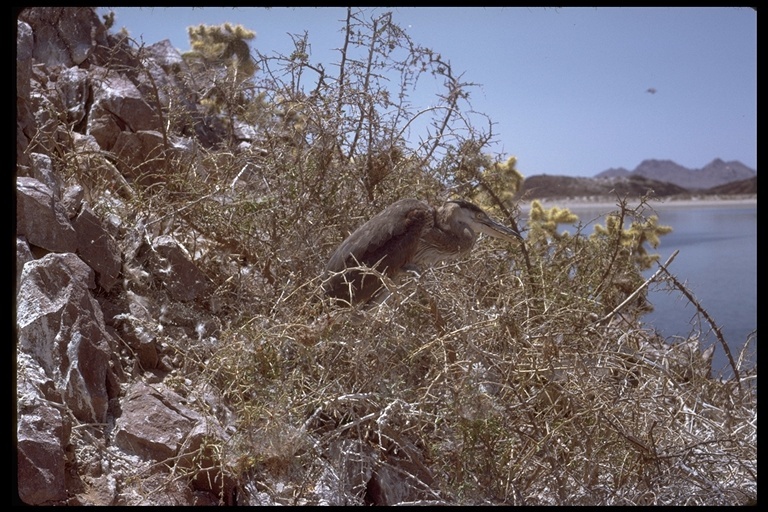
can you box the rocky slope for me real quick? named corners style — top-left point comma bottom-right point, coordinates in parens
top-left (16, 8), bottom-right (243, 505)
top-left (16, 8), bottom-right (440, 505)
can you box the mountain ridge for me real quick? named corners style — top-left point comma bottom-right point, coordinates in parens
top-left (594, 158), bottom-right (755, 189)
top-left (520, 158), bottom-right (756, 200)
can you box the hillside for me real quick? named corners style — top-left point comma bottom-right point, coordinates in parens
top-left (522, 163), bottom-right (756, 201)
top-left (519, 174), bottom-right (689, 200)
top-left (705, 176), bottom-right (757, 195)
top-left (16, 8), bottom-right (756, 506)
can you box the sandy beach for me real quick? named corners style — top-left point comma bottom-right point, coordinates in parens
top-left (519, 195), bottom-right (756, 212)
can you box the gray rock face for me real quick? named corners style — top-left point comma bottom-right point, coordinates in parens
top-left (72, 204), bottom-right (122, 292)
top-left (16, 353), bottom-right (70, 505)
top-left (15, 186), bottom-right (224, 504)
top-left (15, 9), bottom-right (229, 503)
top-left (17, 253), bottom-right (115, 424)
top-left (151, 236), bottom-right (211, 302)
top-left (114, 381), bottom-right (205, 461)
top-left (87, 70), bottom-right (162, 151)
top-left (16, 177), bottom-right (77, 253)
top-left (18, 7), bottom-right (107, 67)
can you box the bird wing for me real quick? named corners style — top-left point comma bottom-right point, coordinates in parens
top-left (326, 199), bottom-right (432, 273)
top-left (324, 199), bottom-right (433, 303)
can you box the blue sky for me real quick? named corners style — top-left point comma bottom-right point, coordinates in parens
top-left (99, 7), bottom-right (756, 178)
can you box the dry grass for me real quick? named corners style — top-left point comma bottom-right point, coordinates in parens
top-left (194, 230), bottom-right (755, 505)
top-left (32, 8), bottom-right (756, 505)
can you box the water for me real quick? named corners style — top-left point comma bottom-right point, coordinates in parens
top-left (638, 204), bottom-right (757, 376)
top-left (526, 201), bottom-right (757, 376)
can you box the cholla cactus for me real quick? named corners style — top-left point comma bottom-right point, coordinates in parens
top-left (187, 23), bottom-right (257, 79)
top-left (592, 211), bottom-right (673, 270)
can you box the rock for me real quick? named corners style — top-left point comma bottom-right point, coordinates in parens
top-left (16, 352), bottom-right (71, 505)
top-left (113, 381), bottom-right (234, 500)
top-left (29, 153), bottom-right (62, 200)
top-left (61, 184), bottom-right (85, 219)
top-left (16, 401), bottom-right (69, 503)
top-left (14, 7), bottom-right (232, 505)
top-left (71, 133), bottom-right (136, 200)
top-left (145, 39), bottom-right (186, 72)
top-left (72, 203), bottom-right (122, 291)
top-left (114, 382), bottom-right (200, 461)
top-left (17, 253), bottom-right (117, 423)
top-left (151, 235), bottom-right (211, 302)
top-left (16, 173), bottom-right (122, 292)
top-left (16, 20), bottom-right (34, 101)
top-left (18, 7), bottom-right (108, 67)
top-left (26, 84), bottom-right (61, 158)
top-left (56, 66), bottom-right (90, 127)
top-left (16, 177), bottom-right (77, 253)
top-left (16, 237), bottom-right (34, 294)
top-left (87, 70), bottom-right (161, 150)
top-left (112, 130), bottom-right (167, 185)
top-left (17, 20), bottom-right (35, 170)
top-left (140, 40), bottom-right (189, 108)
top-left (315, 436), bottom-right (435, 505)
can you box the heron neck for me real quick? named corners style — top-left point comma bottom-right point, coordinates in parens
top-left (416, 218), bottom-right (476, 264)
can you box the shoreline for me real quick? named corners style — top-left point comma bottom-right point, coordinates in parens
top-left (519, 195), bottom-right (756, 212)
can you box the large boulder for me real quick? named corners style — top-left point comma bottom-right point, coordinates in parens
top-left (87, 70), bottom-right (161, 151)
top-left (16, 252), bottom-right (118, 424)
top-left (72, 203), bottom-right (122, 292)
top-left (16, 353), bottom-right (71, 505)
top-left (114, 382), bottom-right (236, 500)
top-left (18, 7), bottom-right (108, 68)
top-left (16, 177), bottom-right (77, 253)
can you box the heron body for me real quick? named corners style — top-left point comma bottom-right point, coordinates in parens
top-left (323, 198), bottom-right (522, 305)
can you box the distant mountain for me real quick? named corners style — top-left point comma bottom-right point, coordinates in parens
top-left (595, 158), bottom-right (756, 190)
top-left (597, 167), bottom-right (631, 178)
top-left (520, 158), bottom-right (757, 201)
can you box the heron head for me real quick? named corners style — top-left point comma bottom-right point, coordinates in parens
top-left (444, 200), bottom-right (522, 242)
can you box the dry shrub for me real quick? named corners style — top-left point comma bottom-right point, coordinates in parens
top-left (198, 200), bottom-right (755, 504)
top-left (143, 9), bottom-right (756, 503)
top-left (39, 8), bottom-right (754, 505)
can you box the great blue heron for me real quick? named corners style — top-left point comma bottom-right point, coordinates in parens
top-left (323, 198), bottom-right (522, 306)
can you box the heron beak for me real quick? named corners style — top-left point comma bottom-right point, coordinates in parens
top-left (479, 217), bottom-right (523, 242)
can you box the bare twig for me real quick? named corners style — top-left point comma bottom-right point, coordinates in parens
top-left (655, 257), bottom-right (743, 396)
top-left (596, 249), bottom-right (679, 326)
